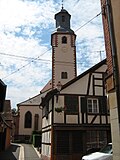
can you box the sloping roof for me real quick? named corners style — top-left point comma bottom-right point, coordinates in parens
top-left (3, 100), bottom-right (12, 121)
top-left (0, 114), bottom-right (12, 129)
top-left (17, 93), bottom-right (41, 106)
top-left (40, 79), bottom-right (52, 93)
top-left (0, 79), bottom-right (7, 112)
top-left (61, 59), bottom-right (106, 90)
top-left (17, 80), bottom-right (52, 107)
top-left (0, 79), bottom-right (7, 100)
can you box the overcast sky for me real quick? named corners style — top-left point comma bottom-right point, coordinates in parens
top-left (0, 0), bottom-right (106, 108)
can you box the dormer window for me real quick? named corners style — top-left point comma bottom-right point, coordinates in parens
top-left (62, 15), bottom-right (65, 22)
top-left (62, 36), bottom-right (67, 44)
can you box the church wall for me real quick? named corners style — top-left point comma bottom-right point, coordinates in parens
top-left (19, 105), bottom-right (42, 136)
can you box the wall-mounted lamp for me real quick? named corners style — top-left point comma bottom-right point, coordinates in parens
top-left (56, 81), bottom-right (62, 91)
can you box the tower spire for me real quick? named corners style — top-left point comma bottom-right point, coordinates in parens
top-left (62, 0), bottom-right (64, 9)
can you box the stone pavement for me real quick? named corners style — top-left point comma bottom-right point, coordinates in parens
top-left (22, 143), bottom-right (41, 160)
top-left (0, 143), bottom-right (42, 160)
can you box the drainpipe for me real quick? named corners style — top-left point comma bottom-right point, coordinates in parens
top-left (106, 0), bottom-right (120, 123)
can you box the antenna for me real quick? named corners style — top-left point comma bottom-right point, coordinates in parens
top-left (62, 0), bottom-right (64, 9)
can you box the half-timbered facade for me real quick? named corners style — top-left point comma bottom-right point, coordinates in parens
top-left (40, 59), bottom-right (111, 160)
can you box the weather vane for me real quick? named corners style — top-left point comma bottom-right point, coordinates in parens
top-left (62, 0), bottom-right (64, 9)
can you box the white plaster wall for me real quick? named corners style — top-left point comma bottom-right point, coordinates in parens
top-left (42, 144), bottom-right (51, 158)
top-left (42, 112), bottom-right (52, 129)
top-left (61, 64), bottom-right (107, 95)
top-left (96, 65), bottom-right (107, 72)
top-left (61, 74), bottom-right (88, 94)
top-left (109, 2), bottom-right (120, 159)
top-left (109, 92), bottom-right (120, 160)
top-left (19, 105), bottom-right (42, 135)
top-left (66, 115), bottom-right (78, 123)
top-left (42, 131), bottom-right (51, 157)
top-left (101, 116), bottom-right (107, 124)
top-left (42, 131), bottom-right (51, 144)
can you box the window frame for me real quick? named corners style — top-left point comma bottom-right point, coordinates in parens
top-left (61, 72), bottom-right (68, 79)
top-left (87, 98), bottom-right (99, 113)
top-left (24, 111), bottom-right (32, 128)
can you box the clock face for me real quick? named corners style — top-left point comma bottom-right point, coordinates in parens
top-left (61, 46), bottom-right (67, 52)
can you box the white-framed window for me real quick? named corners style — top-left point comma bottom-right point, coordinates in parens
top-left (87, 99), bottom-right (99, 113)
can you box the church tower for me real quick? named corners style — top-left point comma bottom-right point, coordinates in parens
top-left (51, 6), bottom-right (77, 89)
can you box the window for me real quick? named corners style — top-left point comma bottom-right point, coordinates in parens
top-left (81, 97), bottom-right (107, 114)
top-left (24, 111), bottom-right (32, 128)
top-left (87, 99), bottom-right (99, 113)
top-left (86, 131), bottom-right (107, 150)
top-left (64, 95), bottom-right (78, 114)
top-left (34, 114), bottom-right (39, 130)
top-left (62, 36), bottom-right (67, 44)
top-left (61, 72), bottom-right (68, 79)
top-left (62, 15), bottom-right (65, 22)
top-left (55, 131), bottom-right (83, 155)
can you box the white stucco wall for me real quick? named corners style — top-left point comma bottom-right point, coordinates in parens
top-left (53, 34), bottom-right (76, 87)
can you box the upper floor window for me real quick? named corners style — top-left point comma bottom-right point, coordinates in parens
top-left (24, 111), bottom-right (32, 128)
top-left (62, 36), bottom-right (67, 44)
top-left (61, 72), bottom-right (68, 79)
top-left (87, 99), bottom-right (99, 113)
top-left (81, 97), bottom-right (107, 114)
top-left (64, 95), bottom-right (78, 114)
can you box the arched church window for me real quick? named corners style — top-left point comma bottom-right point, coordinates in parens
top-left (62, 36), bottom-right (67, 44)
top-left (24, 111), bottom-right (32, 128)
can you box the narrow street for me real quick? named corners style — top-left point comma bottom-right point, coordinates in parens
top-left (22, 144), bottom-right (41, 160)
